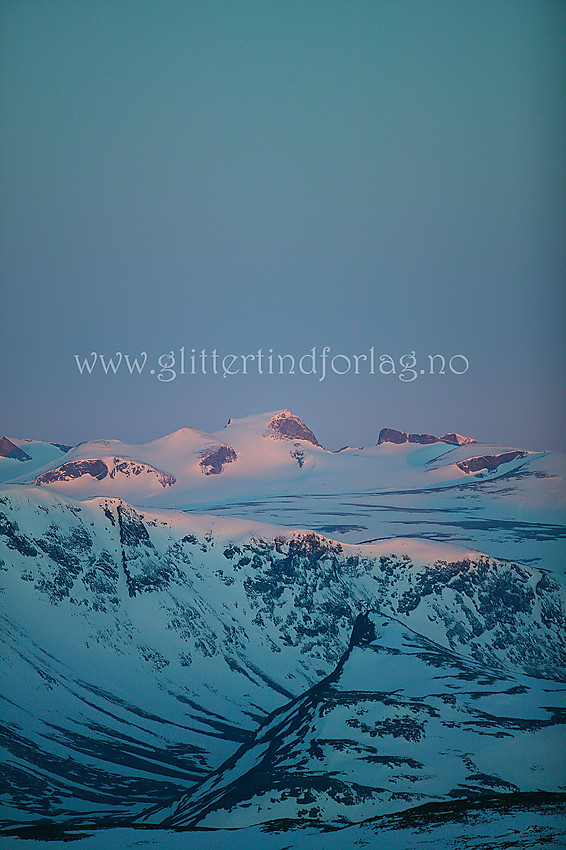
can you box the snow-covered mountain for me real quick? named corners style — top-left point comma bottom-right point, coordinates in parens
top-left (1, 410), bottom-right (553, 509)
top-left (152, 612), bottom-right (566, 830)
top-left (1, 486), bottom-right (565, 827)
top-left (0, 410), bottom-right (565, 846)
top-left (3, 408), bottom-right (563, 588)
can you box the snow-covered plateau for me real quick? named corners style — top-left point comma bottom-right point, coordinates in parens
top-left (1, 410), bottom-right (564, 848)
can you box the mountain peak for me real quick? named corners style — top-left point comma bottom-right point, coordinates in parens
top-left (0, 436), bottom-right (32, 461)
top-left (267, 409), bottom-right (322, 447)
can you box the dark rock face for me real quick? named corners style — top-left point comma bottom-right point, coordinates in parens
top-left (36, 459), bottom-right (109, 484)
top-left (268, 410), bottom-right (321, 447)
top-left (36, 458), bottom-right (176, 487)
top-left (441, 433), bottom-right (475, 445)
top-left (458, 451), bottom-right (528, 474)
top-left (378, 428), bottom-right (476, 446)
top-left (108, 458), bottom-right (176, 486)
top-left (116, 503), bottom-right (184, 597)
top-left (0, 436), bottom-right (32, 461)
top-left (408, 433), bottom-right (441, 445)
top-left (51, 443), bottom-right (73, 453)
top-left (199, 445), bottom-right (237, 475)
top-left (441, 433), bottom-right (462, 445)
top-left (377, 428), bottom-right (408, 445)
top-left (348, 612), bottom-right (377, 650)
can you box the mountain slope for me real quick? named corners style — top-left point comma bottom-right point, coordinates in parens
top-left (155, 613), bottom-right (566, 830)
top-left (1, 487), bottom-right (565, 825)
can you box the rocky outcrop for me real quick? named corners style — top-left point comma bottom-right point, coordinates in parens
top-left (378, 428), bottom-right (476, 446)
top-left (377, 428), bottom-right (408, 445)
top-left (0, 436), bottom-right (32, 461)
top-left (199, 445), bottom-right (237, 475)
top-left (441, 433), bottom-right (477, 446)
top-left (36, 459), bottom-right (109, 483)
top-left (51, 443), bottom-right (73, 453)
top-left (408, 433), bottom-right (442, 445)
top-left (108, 459), bottom-right (176, 486)
top-left (267, 410), bottom-right (321, 447)
top-left (36, 458), bottom-right (176, 487)
top-left (458, 451), bottom-right (528, 474)
top-left (290, 446), bottom-right (305, 468)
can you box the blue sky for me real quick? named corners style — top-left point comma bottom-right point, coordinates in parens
top-left (1, 1), bottom-right (565, 450)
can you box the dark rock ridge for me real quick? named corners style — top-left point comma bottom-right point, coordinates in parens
top-left (51, 442), bottom-right (73, 453)
top-left (458, 451), bottom-right (529, 474)
top-left (199, 445), bottom-right (237, 475)
top-left (108, 458), bottom-right (176, 486)
top-left (77, 439), bottom-right (111, 449)
top-left (441, 432), bottom-right (476, 445)
top-left (36, 458), bottom-right (176, 487)
top-left (36, 459), bottom-right (108, 483)
top-left (377, 428), bottom-right (476, 446)
top-left (0, 436), bottom-right (32, 461)
top-left (268, 410), bottom-right (321, 447)
top-left (377, 428), bottom-right (410, 445)
top-left (409, 433), bottom-right (442, 444)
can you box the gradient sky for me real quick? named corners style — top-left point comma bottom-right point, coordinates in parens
top-left (1, 0), bottom-right (565, 451)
